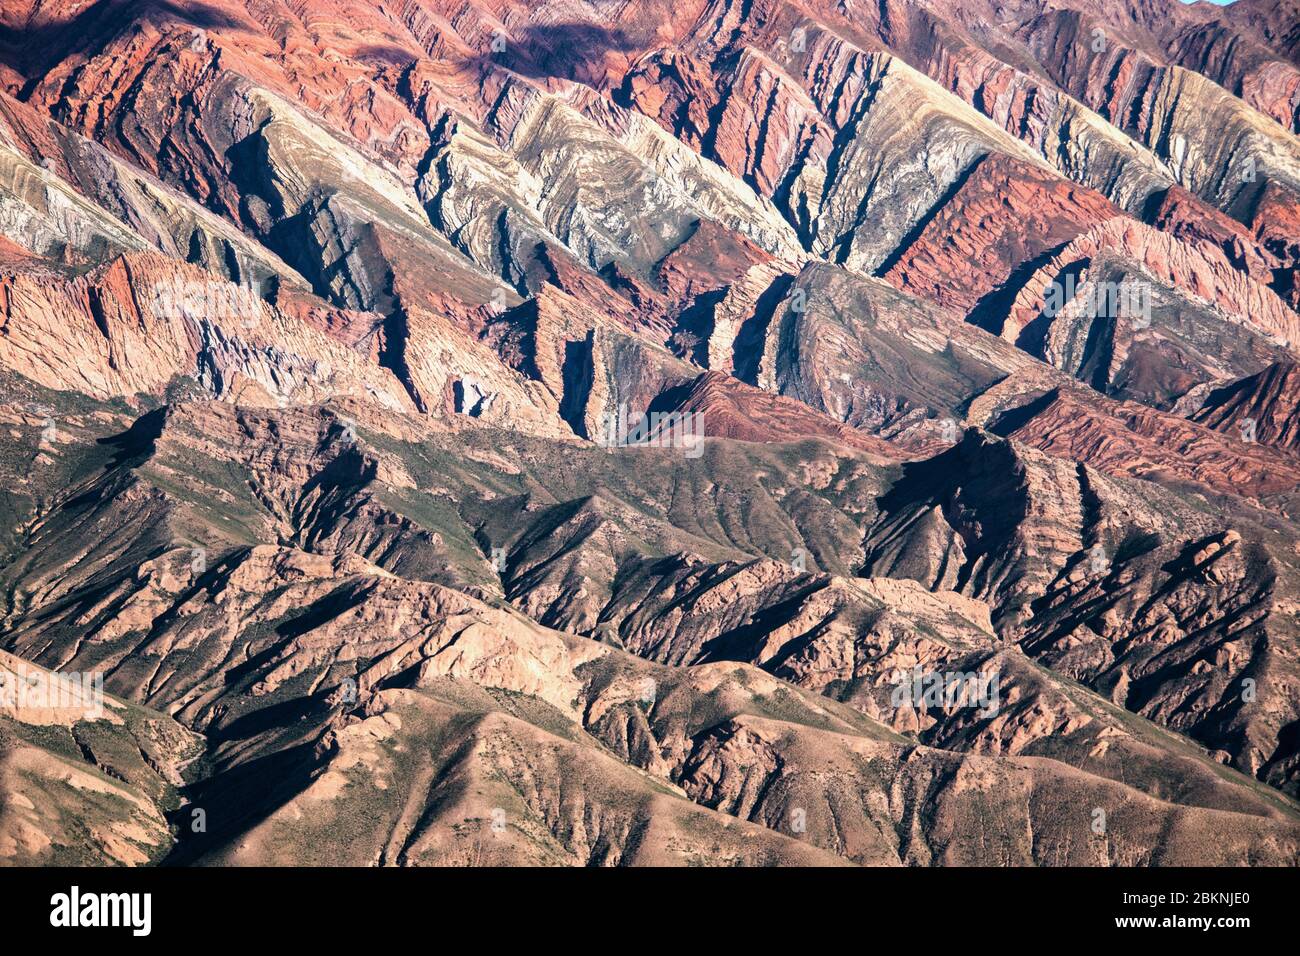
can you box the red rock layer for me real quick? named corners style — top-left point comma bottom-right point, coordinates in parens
top-left (1191, 361), bottom-right (1300, 453)
top-left (882, 151), bottom-right (1121, 314)
top-left (998, 387), bottom-right (1300, 499)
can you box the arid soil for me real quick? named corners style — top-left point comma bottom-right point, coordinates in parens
top-left (0, 0), bottom-right (1298, 866)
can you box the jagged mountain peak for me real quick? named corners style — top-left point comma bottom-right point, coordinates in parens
top-left (0, 0), bottom-right (1298, 869)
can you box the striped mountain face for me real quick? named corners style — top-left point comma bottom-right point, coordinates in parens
top-left (0, 0), bottom-right (1298, 867)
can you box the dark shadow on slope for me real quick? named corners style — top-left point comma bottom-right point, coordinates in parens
top-left (94, 406), bottom-right (169, 471)
top-left (273, 582), bottom-right (380, 642)
top-left (874, 155), bottom-right (988, 277)
top-left (160, 738), bottom-right (325, 865)
top-left (559, 334), bottom-right (597, 439)
top-left (1, 0), bottom-right (247, 83)
top-left (732, 273), bottom-right (796, 384)
top-left (987, 389), bottom-right (1060, 437)
top-left (453, 22), bottom-right (644, 85)
top-left (967, 249), bottom-right (1082, 349)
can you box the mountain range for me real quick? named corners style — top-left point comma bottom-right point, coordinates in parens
top-left (1, 0), bottom-right (1299, 866)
